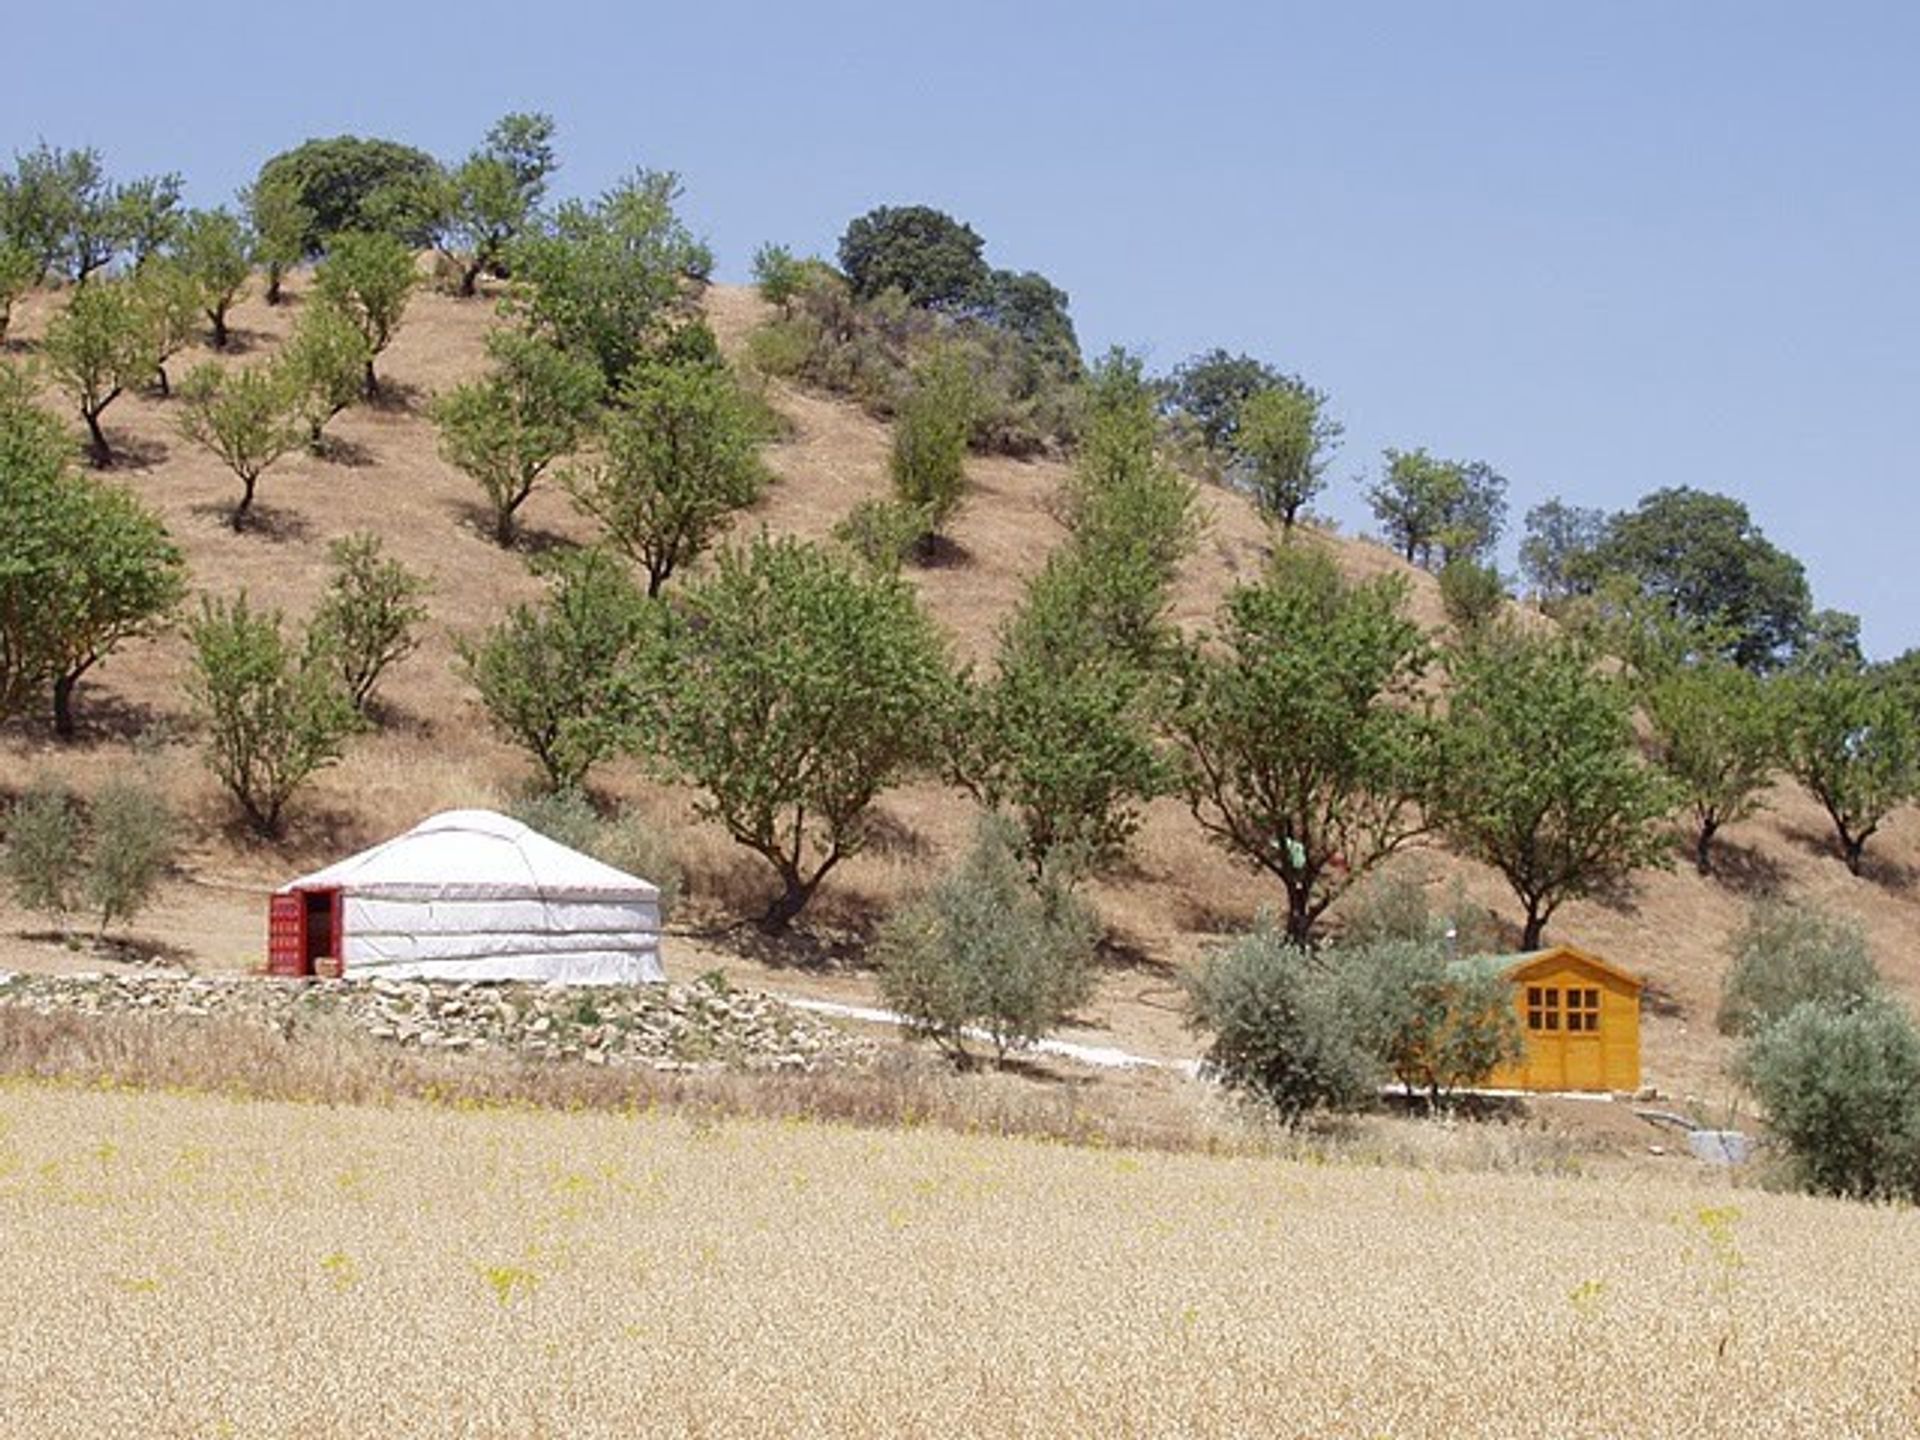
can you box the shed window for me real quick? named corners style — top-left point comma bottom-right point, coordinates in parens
top-left (1525, 985), bottom-right (1563, 1032)
top-left (1566, 987), bottom-right (1601, 1033)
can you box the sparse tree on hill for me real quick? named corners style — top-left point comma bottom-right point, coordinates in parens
top-left (113, 174), bottom-right (184, 270)
top-left (438, 113), bottom-right (557, 297)
top-left (172, 207), bottom-right (252, 348)
top-left (461, 548), bottom-right (656, 791)
top-left (38, 478), bottom-right (185, 738)
top-left (837, 204), bottom-right (989, 309)
top-left (1161, 349), bottom-right (1284, 455)
top-left (314, 231), bottom-right (417, 397)
top-left (132, 257), bottom-right (201, 398)
top-left (1232, 379), bottom-right (1342, 532)
top-left (307, 532), bottom-right (430, 718)
top-left (1643, 658), bottom-right (1779, 874)
top-left (0, 243), bottom-right (36, 341)
top-left (39, 278), bottom-right (157, 466)
top-left (175, 363), bottom-right (302, 530)
top-left (0, 371), bottom-right (77, 720)
top-left (1519, 497), bottom-right (1606, 605)
top-left (1368, 448), bottom-right (1507, 569)
top-left (185, 592), bottom-right (356, 837)
top-left (890, 347), bottom-right (976, 557)
top-left (752, 242), bottom-right (805, 313)
top-left (240, 176), bottom-right (310, 305)
top-left (1778, 664), bottom-right (1919, 876)
top-left (1172, 544), bottom-right (1437, 946)
top-left (277, 300), bottom-right (370, 452)
top-left (251, 136), bottom-right (446, 257)
top-left (646, 535), bottom-right (955, 931)
top-left (566, 350), bottom-right (768, 595)
top-left (433, 327), bottom-right (603, 546)
top-left (1431, 626), bottom-right (1677, 948)
top-left (505, 170), bottom-right (712, 385)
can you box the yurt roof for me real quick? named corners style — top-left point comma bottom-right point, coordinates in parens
top-left (277, 809), bottom-right (661, 903)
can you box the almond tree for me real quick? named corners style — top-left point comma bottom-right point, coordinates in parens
top-left (278, 300), bottom-right (370, 452)
top-left (173, 208), bottom-right (252, 348)
top-left (313, 231), bottom-right (416, 397)
top-left (175, 363), bottom-right (301, 530)
top-left (39, 278), bottom-right (157, 466)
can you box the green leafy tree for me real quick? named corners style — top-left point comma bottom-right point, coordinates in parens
top-left (433, 327), bottom-right (603, 546)
top-left (0, 371), bottom-right (77, 720)
top-left (461, 548), bottom-right (655, 792)
top-left (1592, 487), bottom-right (1811, 671)
top-left (647, 535), bottom-right (955, 931)
top-left (1185, 920), bottom-right (1381, 1124)
top-left (482, 112), bottom-right (558, 203)
top-left (239, 175), bottom-right (311, 305)
top-left (39, 478), bottom-right (185, 737)
top-left (39, 278), bottom-right (157, 466)
top-left (277, 300), bottom-right (370, 451)
top-left (837, 204), bottom-right (989, 308)
top-left (314, 230), bottom-right (417, 397)
top-left (973, 268), bottom-right (1081, 379)
top-left (307, 532), bottom-right (430, 718)
top-left (0, 242), bottom-right (36, 341)
top-left (751, 242), bottom-right (806, 312)
top-left (172, 207), bottom-right (251, 348)
top-left (1232, 379), bottom-right (1342, 531)
top-left (1778, 665), bottom-right (1919, 875)
top-left (876, 815), bottom-right (1097, 1065)
top-left (889, 347), bottom-right (976, 555)
top-left (1432, 627), bottom-right (1677, 947)
top-left (1368, 448), bottom-right (1507, 568)
top-left (5, 145), bottom-right (179, 284)
top-left (1741, 997), bottom-right (1920, 1202)
top-left (505, 170), bottom-right (712, 385)
top-left (132, 257), bottom-right (201, 397)
top-left (1160, 348), bottom-right (1285, 454)
top-left (1519, 498), bottom-right (1606, 604)
top-left (567, 352), bottom-right (768, 595)
top-left (185, 592), bottom-right (356, 836)
top-left (83, 776), bottom-right (174, 936)
top-left (1173, 545), bottom-right (1436, 945)
top-left (1, 778), bottom-right (82, 923)
top-left (435, 112), bottom-right (556, 297)
top-left (1643, 659), bottom-right (1778, 873)
top-left (175, 363), bottom-right (301, 530)
top-left (1345, 938), bottom-right (1523, 1103)
top-left (113, 174), bottom-right (184, 270)
top-left (1718, 899), bottom-right (1880, 1038)
top-left (252, 136), bottom-right (446, 255)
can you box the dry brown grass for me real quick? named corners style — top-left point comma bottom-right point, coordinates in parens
top-left (2, 1079), bottom-right (1916, 1437)
top-left (5, 274), bottom-right (1920, 1110)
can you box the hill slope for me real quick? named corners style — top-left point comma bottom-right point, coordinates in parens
top-left (5, 275), bottom-right (1919, 1100)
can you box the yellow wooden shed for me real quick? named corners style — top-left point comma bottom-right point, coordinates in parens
top-left (1472, 945), bottom-right (1643, 1094)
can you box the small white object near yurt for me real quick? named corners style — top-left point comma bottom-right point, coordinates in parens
top-left (267, 809), bottom-right (663, 984)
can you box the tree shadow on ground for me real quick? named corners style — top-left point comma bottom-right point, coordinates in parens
top-left (446, 499), bottom-right (575, 557)
top-left (188, 500), bottom-right (315, 543)
top-left (907, 534), bottom-right (974, 570)
top-left (6, 692), bottom-right (172, 749)
top-left (363, 378), bottom-right (426, 415)
top-left (1640, 976), bottom-right (1689, 1021)
top-left (314, 434), bottom-right (376, 468)
top-left (1779, 822), bottom-right (1918, 891)
top-left (99, 431), bottom-right (170, 471)
top-left (1700, 838), bottom-right (1788, 897)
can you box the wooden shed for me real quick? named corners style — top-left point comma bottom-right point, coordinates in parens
top-left (1469, 945), bottom-right (1643, 1094)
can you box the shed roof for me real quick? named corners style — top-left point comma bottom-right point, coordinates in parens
top-left (1448, 943), bottom-right (1644, 991)
top-left (277, 809), bottom-right (661, 903)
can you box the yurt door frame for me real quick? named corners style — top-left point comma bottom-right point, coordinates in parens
top-left (267, 888), bottom-right (344, 978)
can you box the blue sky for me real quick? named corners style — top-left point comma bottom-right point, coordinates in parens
top-left (7, 1), bottom-right (1916, 653)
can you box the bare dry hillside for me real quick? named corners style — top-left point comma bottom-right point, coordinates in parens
top-left (4, 275), bottom-right (1918, 1101)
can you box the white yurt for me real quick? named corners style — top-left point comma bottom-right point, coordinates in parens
top-left (267, 809), bottom-right (664, 984)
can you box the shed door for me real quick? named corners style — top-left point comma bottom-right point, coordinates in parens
top-left (1560, 985), bottom-right (1605, 1090)
top-left (304, 889), bottom-right (343, 977)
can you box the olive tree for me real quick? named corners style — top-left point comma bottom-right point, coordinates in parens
top-left (647, 535), bottom-right (955, 931)
top-left (433, 328), bottom-right (602, 546)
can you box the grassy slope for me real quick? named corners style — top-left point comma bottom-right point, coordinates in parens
top-left (4, 274), bottom-right (1918, 1101)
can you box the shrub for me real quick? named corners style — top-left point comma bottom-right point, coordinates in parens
top-left (0, 243), bottom-right (37, 341)
top-left (876, 817), bottom-right (1096, 1065)
top-left (508, 789), bottom-right (683, 921)
top-left (1717, 899), bottom-right (1879, 1037)
top-left (751, 242), bottom-right (805, 311)
top-left (186, 593), bottom-right (356, 837)
top-left (1741, 997), bottom-right (1920, 1202)
top-left (83, 777), bottom-right (173, 934)
top-left (1438, 557), bottom-right (1507, 636)
top-left (1185, 921), bottom-right (1379, 1124)
top-left (2, 779), bottom-right (83, 922)
top-left (307, 532), bottom-right (430, 717)
top-left (889, 347), bottom-right (975, 554)
top-left (1342, 939), bottom-right (1522, 1101)
top-left (832, 497), bottom-right (927, 574)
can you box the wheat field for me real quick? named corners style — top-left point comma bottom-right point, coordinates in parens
top-left (0, 1083), bottom-right (1914, 1438)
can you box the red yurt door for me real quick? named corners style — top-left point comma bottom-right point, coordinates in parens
top-left (266, 889), bottom-right (344, 978)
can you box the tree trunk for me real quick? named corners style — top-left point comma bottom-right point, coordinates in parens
top-left (266, 265), bottom-right (283, 306)
top-left (1284, 886), bottom-right (1315, 947)
top-left (460, 263), bottom-right (480, 299)
top-left (759, 874), bottom-right (816, 934)
top-left (1695, 818), bottom-right (1718, 876)
top-left (494, 506), bottom-right (516, 548)
top-left (52, 671), bottom-right (77, 739)
top-left (363, 358), bottom-right (379, 400)
top-left (1844, 834), bottom-right (1865, 876)
top-left (154, 364), bottom-right (170, 399)
top-left (84, 410), bottom-right (113, 468)
top-left (212, 309), bottom-right (229, 349)
top-left (1521, 906), bottom-right (1546, 950)
top-left (233, 475), bottom-right (257, 532)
